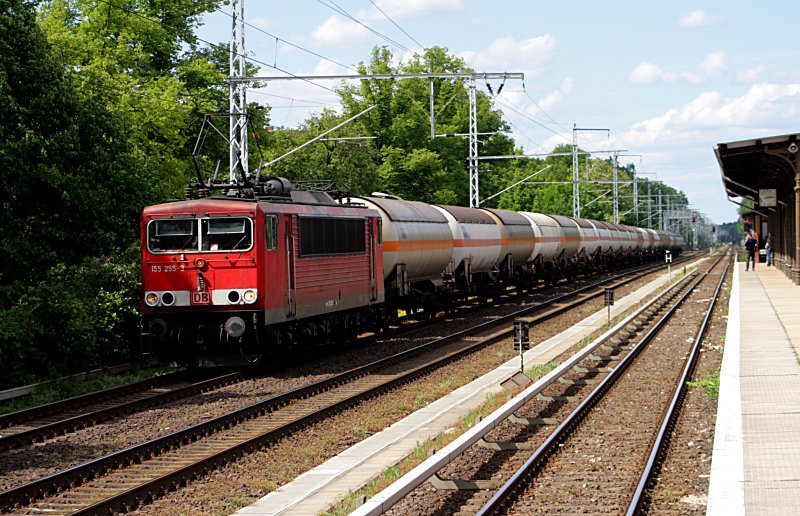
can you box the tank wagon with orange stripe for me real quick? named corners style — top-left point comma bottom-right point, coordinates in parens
top-left (141, 177), bottom-right (682, 366)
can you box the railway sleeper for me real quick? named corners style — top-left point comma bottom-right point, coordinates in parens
top-left (427, 473), bottom-right (501, 491)
top-left (508, 414), bottom-right (557, 426)
top-left (536, 393), bottom-right (580, 402)
top-left (587, 354), bottom-right (619, 362)
top-left (477, 436), bottom-right (535, 451)
top-left (606, 336), bottom-right (630, 347)
top-left (574, 366), bottom-right (613, 373)
top-left (558, 377), bottom-right (598, 385)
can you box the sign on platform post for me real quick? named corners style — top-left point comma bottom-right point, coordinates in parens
top-left (513, 320), bottom-right (530, 373)
top-left (665, 250), bottom-right (672, 283)
top-left (604, 288), bottom-right (614, 324)
top-left (759, 189), bottom-right (777, 208)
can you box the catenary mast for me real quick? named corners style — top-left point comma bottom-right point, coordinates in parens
top-left (229, 0), bottom-right (248, 182)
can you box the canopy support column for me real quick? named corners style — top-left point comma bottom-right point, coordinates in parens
top-left (795, 164), bottom-right (800, 283)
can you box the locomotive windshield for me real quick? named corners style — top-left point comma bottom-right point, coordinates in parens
top-left (148, 217), bottom-right (253, 253)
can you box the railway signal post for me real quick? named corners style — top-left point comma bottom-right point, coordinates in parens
top-left (665, 250), bottom-right (673, 283)
top-left (513, 320), bottom-right (531, 374)
top-left (604, 288), bottom-right (615, 325)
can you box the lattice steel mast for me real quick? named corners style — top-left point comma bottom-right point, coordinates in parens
top-left (229, 0), bottom-right (248, 182)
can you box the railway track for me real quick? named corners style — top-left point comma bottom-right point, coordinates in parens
top-left (0, 370), bottom-right (249, 452)
top-left (475, 253), bottom-right (730, 514)
top-left (0, 256), bottom-right (693, 454)
top-left (0, 256), bottom-right (695, 514)
top-left (353, 251), bottom-right (728, 516)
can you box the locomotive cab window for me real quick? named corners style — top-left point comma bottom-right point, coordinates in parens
top-left (299, 217), bottom-right (365, 256)
top-left (148, 219), bottom-right (197, 252)
top-left (201, 217), bottom-right (252, 251)
top-left (147, 217), bottom-right (253, 253)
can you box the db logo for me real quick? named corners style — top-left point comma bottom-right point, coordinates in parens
top-left (191, 291), bottom-right (210, 305)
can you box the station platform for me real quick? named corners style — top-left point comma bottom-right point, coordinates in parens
top-left (708, 262), bottom-right (800, 515)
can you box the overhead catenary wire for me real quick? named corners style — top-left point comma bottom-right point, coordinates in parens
top-left (494, 98), bottom-right (571, 142)
top-left (93, 0), bottom-right (352, 99)
top-left (367, 0), bottom-right (425, 50)
top-left (247, 89), bottom-right (339, 107)
top-left (314, 0), bottom-right (418, 57)
top-left (213, 7), bottom-right (361, 73)
top-left (522, 87), bottom-right (572, 135)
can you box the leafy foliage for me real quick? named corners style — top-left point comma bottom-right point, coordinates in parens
top-left (0, 3), bottom-right (696, 388)
top-left (0, 251), bottom-right (141, 389)
top-left (0, 0), bottom-right (231, 386)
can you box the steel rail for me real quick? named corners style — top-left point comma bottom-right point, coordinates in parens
top-left (352, 257), bottom-right (706, 516)
top-left (0, 370), bottom-right (189, 430)
top-left (475, 253), bottom-right (727, 515)
top-left (0, 255), bottom-right (688, 512)
top-left (0, 371), bottom-right (247, 451)
top-left (627, 254), bottom-right (732, 515)
top-left (65, 258), bottom-right (697, 515)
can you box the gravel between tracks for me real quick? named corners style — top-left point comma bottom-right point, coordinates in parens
top-left (646, 263), bottom-right (730, 515)
top-left (129, 267), bottom-right (672, 515)
top-left (384, 259), bottom-right (726, 515)
top-left (0, 265), bottom-right (676, 513)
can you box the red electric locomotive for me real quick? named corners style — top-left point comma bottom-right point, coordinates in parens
top-left (141, 178), bottom-right (384, 366)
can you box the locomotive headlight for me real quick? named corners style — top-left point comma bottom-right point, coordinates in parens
top-left (145, 292), bottom-right (159, 307)
top-left (161, 291), bottom-right (175, 306)
top-left (243, 289), bottom-right (257, 304)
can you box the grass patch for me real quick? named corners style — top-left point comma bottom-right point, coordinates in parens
top-left (525, 362), bottom-right (558, 382)
top-left (686, 375), bottom-right (720, 398)
top-left (0, 366), bottom-right (177, 415)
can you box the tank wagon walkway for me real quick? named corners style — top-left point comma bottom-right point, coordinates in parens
top-left (708, 262), bottom-right (800, 515)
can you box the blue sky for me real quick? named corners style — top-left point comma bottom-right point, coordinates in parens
top-left (198, 1), bottom-right (800, 224)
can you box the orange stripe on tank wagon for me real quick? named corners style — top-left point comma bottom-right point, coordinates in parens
top-left (382, 239), bottom-right (453, 252)
top-left (452, 239), bottom-right (501, 248)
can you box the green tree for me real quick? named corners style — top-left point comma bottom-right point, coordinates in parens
top-left (38, 0), bottom-right (225, 195)
top-left (337, 46), bottom-right (514, 205)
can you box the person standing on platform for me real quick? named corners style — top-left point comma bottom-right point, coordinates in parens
top-left (766, 232), bottom-right (773, 266)
top-left (751, 230), bottom-right (760, 263)
top-left (744, 232), bottom-right (757, 271)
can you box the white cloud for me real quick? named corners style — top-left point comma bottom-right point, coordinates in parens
top-left (251, 59), bottom-right (351, 128)
top-left (357, 0), bottom-right (462, 22)
top-left (737, 64), bottom-right (767, 84)
top-left (620, 82), bottom-right (800, 148)
top-left (310, 15), bottom-right (374, 47)
top-left (629, 52), bottom-right (726, 84)
top-left (537, 78), bottom-right (574, 111)
top-left (679, 10), bottom-right (716, 28)
top-left (682, 51), bottom-right (727, 83)
top-left (629, 62), bottom-right (677, 84)
top-left (459, 35), bottom-right (557, 78)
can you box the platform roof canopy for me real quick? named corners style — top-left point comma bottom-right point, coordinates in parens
top-left (715, 133), bottom-right (799, 205)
